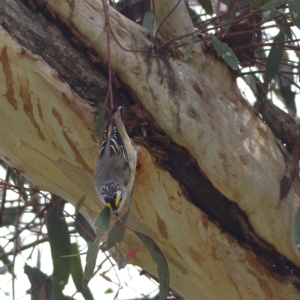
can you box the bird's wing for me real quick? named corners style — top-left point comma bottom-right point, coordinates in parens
top-left (109, 118), bottom-right (130, 169)
top-left (98, 112), bottom-right (130, 174)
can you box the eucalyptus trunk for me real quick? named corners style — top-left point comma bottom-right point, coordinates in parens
top-left (1, 0), bottom-right (300, 299)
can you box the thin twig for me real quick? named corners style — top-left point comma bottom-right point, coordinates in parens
top-left (0, 166), bottom-right (10, 226)
top-left (102, 0), bottom-right (114, 111)
top-left (232, 39), bottom-right (300, 50)
top-left (12, 198), bottom-right (21, 300)
top-left (278, 71), bottom-right (300, 89)
top-left (155, 0), bottom-right (181, 40)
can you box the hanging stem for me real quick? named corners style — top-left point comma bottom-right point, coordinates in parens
top-left (102, 0), bottom-right (114, 111)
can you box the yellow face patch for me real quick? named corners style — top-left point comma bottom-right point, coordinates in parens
top-left (115, 196), bottom-right (120, 208)
top-left (106, 202), bottom-right (112, 209)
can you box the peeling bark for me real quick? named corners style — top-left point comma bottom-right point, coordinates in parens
top-left (1, 0), bottom-right (300, 299)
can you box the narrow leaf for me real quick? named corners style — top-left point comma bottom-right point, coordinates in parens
top-left (104, 288), bottom-right (114, 294)
top-left (75, 213), bottom-right (96, 242)
top-left (197, 0), bottom-right (213, 15)
top-left (289, 1), bottom-right (300, 29)
top-left (94, 102), bottom-right (106, 136)
top-left (70, 243), bottom-right (94, 300)
top-left (46, 196), bottom-right (71, 299)
top-left (251, 0), bottom-right (271, 8)
top-left (134, 231), bottom-right (170, 300)
top-left (0, 266), bottom-right (8, 275)
top-left (113, 289), bottom-right (120, 300)
top-left (263, 0), bottom-right (292, 10)
top-left (24, 264), bottom-right (53, 300)
top-left (142, 11), bottom-right (159, 31)
top-left (82, 206), bottom-right (110, 289)
top-left (184, 34), bottom-right (197, 61)
top-left (75, 212), bottom-right (96, 243)
top-left (116, 251), bottom-right (127, 270)
top-left (101, 209), bottom-right (129, 252)
top-left (210, 34), bottom-right (239, 70)
top-left (75, 195), bottom-right (86, 213)
top-left (100, 272), bottom-right (113, 282)
top-left (264, 28), bottom-right (285, 85)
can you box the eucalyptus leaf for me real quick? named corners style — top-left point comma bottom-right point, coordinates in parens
top-left (142, 11), bottom-right (159, 31)
top-left (184, 34), bottom-right (197, 61)
top-left (210, 34), bottom-right (239, 70)
top-left (82, 206), bottom-right (110, 289)
top-left (76, 212), bottom-right (96, 243)
top-left (75, 195), bottom-right (86, 213)
top-left (70, 243), bottom-right (94, 300)
top-left (46, 196), bottom-right (71, 299)
top-left (116, 251), bottom-right (127, 270)
top-left (197, 0), bottom-right (213, 15)
top-left (264, 28), bottom-right (285, 85)
top-left (134, 231), bottom-right (170, 300)
top-left (251, 0), bottom-right (271, 8)
top-left (24, 264), bottom-right (53, 300)
top-left (263, 0), bottom-right (293, 10)
top-left (0, 266), bottom-right (8, 275)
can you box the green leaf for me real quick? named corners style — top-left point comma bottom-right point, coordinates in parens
top-left (104, 288), bottom-right (114, 294)
top-left (142, 11), bottom-right (153, 31)
top-left (263, 0), bottom-right (293, 10)
top-left (0, 266), bottom-right (8, 274)
top-left (210, 34), bottom-right (239, 70)
top-left (275, 52), bottom-right (296, 115)
top-left (134, 231), bottom-right (170, 300)
top-left (94, 102), bottom-right (107, 136)
top-left (197, 0), bottom-right (213, 15)
top-left (75, 195), bottom-right (86, 213)
top-left (24, 264), bottom-right (53, 300)
top-left (101, 208), bottom-right (130, 252)
top-left (116, 251), bottom-right (127, 270)
top-left (289, 1), bottom-right (300, 29)
top-left (142, 11), bottom-right (160, 31)
top-left (264, 28), bottom-right (285, 85)
top-left (46, 196), bottom-right (71, 299)
top-left (294, 205), bottom-right (300, 253)
top-left (75, 212), bottom-right (96, 243)
top-left (251, 0), bottom-right (271, 8)
top-left (70, 243), bottom-right (94, 300)
top-left (142, 11), bottom-right (159, 31)
top-left (184, 34), bottom-right (197, 61)
top-left (82, 206), bottom-right (110, 289)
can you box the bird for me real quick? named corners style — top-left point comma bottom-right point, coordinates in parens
top-left (94, 106), bottom-right (139, 217)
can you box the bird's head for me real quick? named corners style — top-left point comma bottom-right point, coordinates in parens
top-left (100, 181), bottom-right (123, 216)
